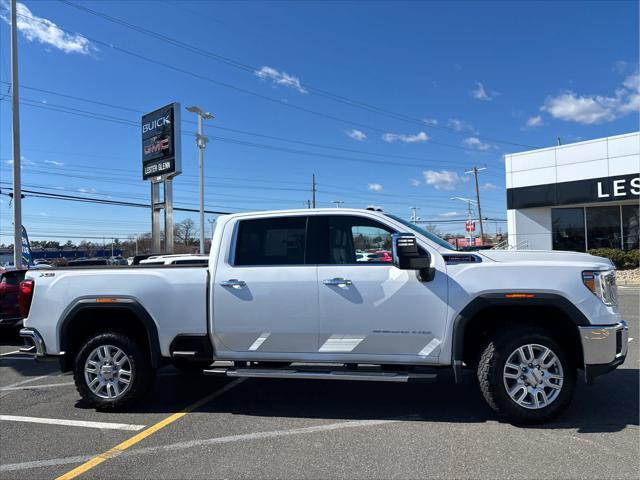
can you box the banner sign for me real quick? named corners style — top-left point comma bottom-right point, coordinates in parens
top-left (21, 226), bottom-right (33, 267)
top-left (141, 103), bottom-right (181, 180)
top-left (507, 173), bottom-right (640, 210)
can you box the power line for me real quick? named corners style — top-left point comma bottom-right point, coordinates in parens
top-left (1, 97), bottom-right (507, 175)
top-left (0, 82), bottom-right (506, 175)
top-left (6, 7), bottom-right (521, 154)
top-left (57, 0), bottom-right (536, 150)
top-left (0, 186), bottom-right (235, 214)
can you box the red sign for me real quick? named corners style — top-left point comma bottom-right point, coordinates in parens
top-left (465, 221), bottom-right (475, 232)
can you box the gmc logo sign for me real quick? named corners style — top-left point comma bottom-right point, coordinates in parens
top-left (144, 138), bottom-right (170, 155)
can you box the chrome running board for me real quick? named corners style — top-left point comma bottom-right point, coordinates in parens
top-left (203, 367), bottom-right (436, 383)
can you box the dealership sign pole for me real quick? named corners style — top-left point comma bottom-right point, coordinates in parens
top-left (10, 0), bottom-right (23, 269)
top-left (142, 103), bottom-right (182, 254)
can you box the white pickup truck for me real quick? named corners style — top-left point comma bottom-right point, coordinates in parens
top-left (19, 208), bottom-right (628, 423)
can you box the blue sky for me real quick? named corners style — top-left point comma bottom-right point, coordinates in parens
top-left (0, 0), bottom-right (638, 244)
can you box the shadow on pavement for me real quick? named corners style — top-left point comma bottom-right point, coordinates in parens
top-left (73, 366), bottom-right (639, 434)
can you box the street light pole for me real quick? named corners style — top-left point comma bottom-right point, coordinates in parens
top-left (466, 166), bottom-right (487, 246)
top-left (186, 106), bottom-right (214, 255)
top-left (451, 196), bottom-right (478, 246)
top-left (10, 0), bottom-right (22, 269)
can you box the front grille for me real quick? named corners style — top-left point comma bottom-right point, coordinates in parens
top-left (616, 329), bottom-right (622, 355)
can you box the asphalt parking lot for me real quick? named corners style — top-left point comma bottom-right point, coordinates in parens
top-left (0, 287), bottom-right (638, 480)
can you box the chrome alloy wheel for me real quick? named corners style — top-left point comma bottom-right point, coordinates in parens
top-left (84, 345), bottom-right (133, 399)
top-left (503, 344), bottom-right (564, 410)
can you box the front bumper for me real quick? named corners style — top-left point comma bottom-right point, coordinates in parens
top-left (578, 321), bottom-right (628, 383)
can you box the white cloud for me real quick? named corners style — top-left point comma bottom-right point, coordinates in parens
top-left (0, 1), bottom-right (97, 55)
top-left (438, 211), bottom-right (459, 218)
top-left (612, 60), bottom-right (628, 74)
top-left (463, 137), bottom-right (491, 151)
top-left (44, 160), bottom-right (64, 166)
top-left (541, 73), bottom-right (640, 124)
top-left (346, 129), bottom-right (367, 141)
top-left (409, 178), bottom-right (421, 187)
top-left (423, 118), bottom-right (438, 125)
top-left (255, 66), bottom-right (307, 94)
top-left (470, 82), bottom-right (497, 101)
top-left (367, 183), bottom-right (383, 192)
top-left (447, 118), bottom-right (477, 134)
top-left (78, 187), bottom-right (97, 194)
top-left (423, 170), bottom-right (462, 191)
top-left (526, 115), bottom-right (543, 127)
top-left (382, 131), bottom-right (429, 143)
top-left (480, 182), bottom-right (497, 191)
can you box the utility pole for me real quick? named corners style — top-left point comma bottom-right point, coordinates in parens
top-left (10, 0), bottom-right (22, 269)
top-left (332, 200), bottom-right (343, 208)
top-left (466, 166), bottom-right (486, 246)
top-left (410, 207), bottom-right (420, 224)
top-left (312, 174), bottom-right (316, 208)
top-left (186, 106), bottom-right (214, 254)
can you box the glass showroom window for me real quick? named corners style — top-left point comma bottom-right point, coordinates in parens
top-left (586, 206), bottom-right (622, 249)
top-left (622, 204), bottom-right (639, 251)
top-left (552, 208), bottom-right (585, 251)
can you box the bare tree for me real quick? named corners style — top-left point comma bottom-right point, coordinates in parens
top-left (174, 219), bottom-right (196, 246)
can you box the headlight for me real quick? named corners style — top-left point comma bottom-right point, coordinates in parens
top-left (582, 269), bottom-right (618, 306)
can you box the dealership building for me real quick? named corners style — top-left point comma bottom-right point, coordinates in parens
top-left (505, 132), bottom-right (639, 252)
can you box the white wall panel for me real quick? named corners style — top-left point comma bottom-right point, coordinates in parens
top-left (510, 148), bottom-right (555, 172)
top-left (609, 154), bottom-right (640, 177)
top-left (608, 133), bottom-right (640, 159)
top-left (557, 159), bottom-right (608, 183)
top-left (514, 208), bottom-right (552, 250)
top-left (512, 167), bottom-right (556, 188)
top-left (505, 156), bottom-right (513, 173)
top-left (556, 139), bottom-right (607, 166)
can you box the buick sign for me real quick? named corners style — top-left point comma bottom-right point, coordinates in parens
top-left (141, 103), bottom-right (181, 180)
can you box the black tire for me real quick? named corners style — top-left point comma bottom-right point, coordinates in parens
top-left (73, 332), bottom-right (154, 411)
top-left (477, 326), bottom-right (576, 424)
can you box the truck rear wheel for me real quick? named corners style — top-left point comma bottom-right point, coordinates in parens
top-left (73, 332), bottom-right (154, 410)
top-left (477, 327), bottom-right (576, 424)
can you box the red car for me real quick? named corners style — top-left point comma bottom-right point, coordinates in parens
top-left (375, 251), bottom-right (393, 262)
top-left (0, 269), bottom-right (26, 328)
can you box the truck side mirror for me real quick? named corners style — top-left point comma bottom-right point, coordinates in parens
top-left (391, 233), bottom-right (435, 282)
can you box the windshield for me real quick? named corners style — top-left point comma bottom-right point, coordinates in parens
top-left (385, 214), bottom-right (456, 250)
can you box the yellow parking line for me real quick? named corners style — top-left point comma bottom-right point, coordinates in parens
top-left (56, 379), bottom-right (245, 480)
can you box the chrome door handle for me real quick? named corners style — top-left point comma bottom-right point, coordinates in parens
top-left (323, 278), bottom-right (352, 287)
top-left (220, 279), bottom-right (246, 288)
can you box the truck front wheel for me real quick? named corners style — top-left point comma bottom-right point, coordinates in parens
top-left (73, 332), bottom-right (154, 410)
top-left (477, 327), bottom-right (576, 424)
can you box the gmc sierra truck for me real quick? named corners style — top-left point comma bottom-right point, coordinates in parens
top-left (19, 208), bottom-right (628, 423)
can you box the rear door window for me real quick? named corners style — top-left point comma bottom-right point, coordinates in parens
top-left (234, 217), bottom-right (307, 266)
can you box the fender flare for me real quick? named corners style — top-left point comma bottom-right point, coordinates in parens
top-left (451, 293), bottom-right (589, 382)
top-left (58, 297), bottom-right (162, 368)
